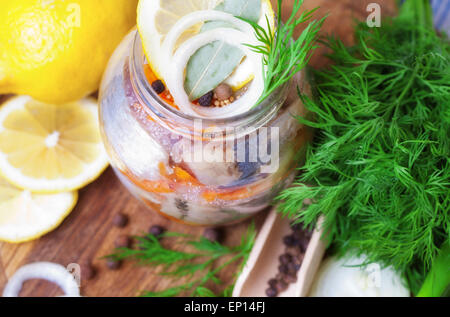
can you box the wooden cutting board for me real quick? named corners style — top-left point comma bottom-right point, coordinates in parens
top-left (0, 0), bottom-right (396, 297)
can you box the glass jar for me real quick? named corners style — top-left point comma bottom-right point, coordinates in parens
top-left (99, 30), bottom-right (312, 226)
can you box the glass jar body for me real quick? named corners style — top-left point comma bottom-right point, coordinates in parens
top-left (99, 31), bottom-right (312, 226)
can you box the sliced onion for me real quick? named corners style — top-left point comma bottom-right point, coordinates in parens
top-left (160, 10), bottom-right (264, 118)
top-left (161, 10), bottom-right (255, 58)
top-left (2, 262), bottom-right (80, 297)
top-left (167, 28), bottom-right (264, 118)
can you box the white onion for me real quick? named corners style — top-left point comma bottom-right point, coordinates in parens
top-left (160, 10), bottom-right (263, 118)
top-left (167, 28), bottom-right (264, 118)
top-left (2, 262), bottom-right (80, 297)
top-left (161, 10), bottom-right (255, 57)
top-left (309, 255), bottom-right (410, 297)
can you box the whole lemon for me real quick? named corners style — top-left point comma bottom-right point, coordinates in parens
top-left (0, 0), bottom-right (138, 103)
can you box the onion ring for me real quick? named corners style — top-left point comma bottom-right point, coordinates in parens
top-left (160, 10), bottom-right (264, 118)
top-left (2, 262), bottom-right (80, 297)
top-left (161, 10), bottom-right (255, 57)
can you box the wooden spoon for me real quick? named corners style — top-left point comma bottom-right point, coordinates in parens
top-left (233, 209), bottom-right (326, 297)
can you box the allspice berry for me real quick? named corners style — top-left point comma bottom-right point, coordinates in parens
top-left (112, 213), bottom-right (128, 228)
top-left (214, 83), bottom-right (233, 101)
top-left (149, 225), bottom-right (166, 238)
top-left (203, 228), bottom-right (222, 242)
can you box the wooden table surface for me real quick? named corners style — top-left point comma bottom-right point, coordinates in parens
top-left (0, 0), bottom-right (396, 297)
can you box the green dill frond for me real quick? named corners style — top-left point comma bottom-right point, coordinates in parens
top-left (242, 0), bottom-right (324, 107)
top-left (108, 222), bottom-right (256, 297)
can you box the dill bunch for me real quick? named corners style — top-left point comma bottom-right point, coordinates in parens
top-left (277, 1), bottom-right (450, 294)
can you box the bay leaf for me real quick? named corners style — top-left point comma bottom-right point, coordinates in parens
top-left (184, 41), bottom-right (245, 101)
top-left (184, 0), bottom-right (262, 101)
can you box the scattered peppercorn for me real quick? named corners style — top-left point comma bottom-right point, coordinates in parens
top-left (152, 80), bottom-right (165, 94)
top-left (283, 235), bottom-right (296, 247)
top-left (149, 225), bottom-right (165, 238)
top-left (115, 235), bottom-right (131, 248)
top-left (214, 83), bottom-right (233, 101)
top-left (198, 91), bottom-right (214, 107)
top-left (268, 278), bottom-right (278, 288)
top-left (106, 259), bottom-right (122, 270)
top-left (112, 213), bottom-right (128, 228)
top-left (266, 287), bottom-right (278, 297)
top-left (203, 228), bottom-right (221, 242)
top-left (274, 279), bottom-right (288, 293)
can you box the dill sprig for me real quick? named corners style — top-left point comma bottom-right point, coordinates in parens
top-left (277, 0), bottom-right (450, 295)
top-left (243, 0), bottom-right (324, 107)
top-left (109, 222), bottom-right (256, 297)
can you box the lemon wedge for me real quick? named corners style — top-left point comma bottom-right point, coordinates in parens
top-left (137, 0), bottom-right (275, 91)
top-left (0, 96), bottom-right (109, 193)
top-left (0, 175), bottom-right (77, 243)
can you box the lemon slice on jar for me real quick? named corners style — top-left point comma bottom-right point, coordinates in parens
top-left (0, 175), bottom-right (77, 243)
top-left (0, 96), bottom-right (109, 193)
top-left (137, 0), bottom-right (275, 91)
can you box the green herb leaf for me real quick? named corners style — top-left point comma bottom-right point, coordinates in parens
top-left (108, 222), bottom-right (257, 297)
top-left (184, 0), bottom-right (262, 100)
top-left (184, 42), bottom-right (245, 100)
top-left (242, 0), bottom-right (324, 107)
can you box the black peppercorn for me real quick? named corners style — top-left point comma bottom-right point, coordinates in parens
top-left (284, 274), bottom-right (298, 284)
top-left (198, 91), bottom-right (214, 107)
top-left (283, 235), bottom-right (296, 247)
top-left (149, 225), bottom-right (166, 238)
top-left (80, 262), bottom-right (96, 282)
top-left (268, 278), bottom-right (278, 288)
top-left (279, 253), bottom-right (293, 265)
top-left (106, 259), bottom-right (122, 270)
top-left (152, 80), bottom-right (165, 94)
top-left (287, 262), bottom-right (300, 275)
top-left (274, 279), bottom-right (288, 293)
top-left (298, 237), bottom-right (310, 253)
top-left (112, 213), bottom-right (128, 228)
top-left (278, 264), bottom-right (289, 275)
top-left (115, 235), bottom-right (131, 248)
top-left (266, 287), bottom-right (277, 297)
top-left (203, 228), bottom-right (221, 242)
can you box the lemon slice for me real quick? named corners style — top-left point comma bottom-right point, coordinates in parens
top-left (0, 175), bottom-right (77, 243)
top-left (138, 0), bottom-right (275, 90)
top-left (0, 96), bottom-right (109, 193)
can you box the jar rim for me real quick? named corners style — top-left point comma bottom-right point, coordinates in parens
top-left (130, 31), bottom-right (290, 129)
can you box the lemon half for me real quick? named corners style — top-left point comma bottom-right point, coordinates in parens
top-left (0, 96), bottom-right (109, 193)
top-left (138, 0), bottom-right (275, 91)
top-left (0, 175), bottom-right (77, 243)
